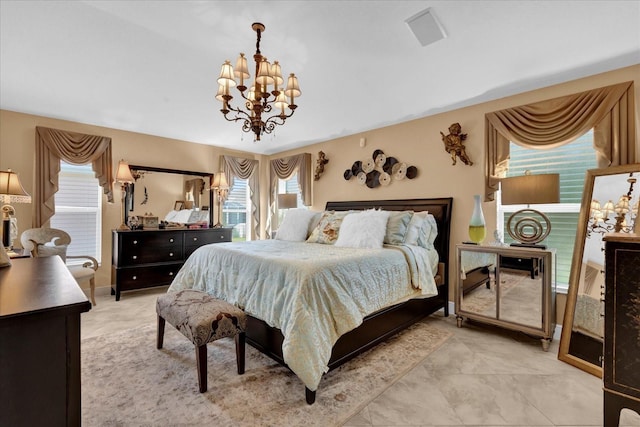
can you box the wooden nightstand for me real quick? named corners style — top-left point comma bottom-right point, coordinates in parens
top-left (455, 243), bottom-right (556, 351)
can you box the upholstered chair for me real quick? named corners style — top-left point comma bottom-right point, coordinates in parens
top-left (20, 228), bottom-right (98, 305)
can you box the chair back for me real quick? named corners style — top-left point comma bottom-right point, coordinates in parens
top-left (20, 228), bottom-right (72, 257)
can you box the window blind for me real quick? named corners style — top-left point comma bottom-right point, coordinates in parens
top-left (501, 131), bottom-right (597, 288)
top-left (50, 162), bottom-right (102, 263)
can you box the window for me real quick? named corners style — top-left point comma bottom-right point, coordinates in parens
top-left (223, 177), bottom-right (250, 241)
top-left (498, 130), bottom-right (598, 290)
top-left (277, 172), bottom-right (305, 223)
top-left (50, 161), bottom-right (102, 264)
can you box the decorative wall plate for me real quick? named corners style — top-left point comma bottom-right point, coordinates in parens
top-left (343, 149), bottom-right (418, 189)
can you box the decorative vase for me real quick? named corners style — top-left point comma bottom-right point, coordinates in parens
top-left (468, 194), bottom-right (486, 244)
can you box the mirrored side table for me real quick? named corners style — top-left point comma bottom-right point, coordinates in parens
top-left (455, 243), bottom-right (556, 351)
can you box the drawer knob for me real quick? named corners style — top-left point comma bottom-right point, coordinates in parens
top-left (169, 252), bottom-right (174, 257)
top-left (169, 272), bottom-right (174, 276)
top-left (132, 255), bottom-right (137, 260)
top-left (169, 238), bottom-right (174, 243)
top-left (132, 276), bottom-right (137, 280)
top-left (133, 240), bottom-right (138, 245)
top-left (193, 237), bottom-right (198, 241)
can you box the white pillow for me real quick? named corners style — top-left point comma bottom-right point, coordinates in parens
top-left (424, 213), bottom-right (438, 245)
top-left (403, 211), bottom-right (429, 246)
top-left (335, 209), bottom-right (390, 249)
top-left (276, 209), bottom-right (318, 241)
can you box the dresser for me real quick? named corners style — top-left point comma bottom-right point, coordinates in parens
top-left (0, 257), bottom-right (91, 427)
top-left (455, 244), bottom-right (556, 351)
top-left (603, 233), bottom-right (640, 426)
top-left (111, 227), bottom-right (232, 300)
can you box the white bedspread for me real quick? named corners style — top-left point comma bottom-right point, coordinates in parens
top-left (168, 239), bottom-right (438, 391)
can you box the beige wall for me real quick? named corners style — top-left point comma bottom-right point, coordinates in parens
top-left (0, 110), bottom-right (255, 287)
top-left (1, 64), bottom-right (639, 319)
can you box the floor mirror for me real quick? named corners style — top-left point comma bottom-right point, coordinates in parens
top-left (558, 163), bottom-right (640, 377)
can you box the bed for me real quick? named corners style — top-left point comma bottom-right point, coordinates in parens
top-left (168, 198), bottom-right (452, 404)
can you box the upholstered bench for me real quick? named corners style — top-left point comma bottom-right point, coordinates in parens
top-left (156, 290), bottom-right (247, 393)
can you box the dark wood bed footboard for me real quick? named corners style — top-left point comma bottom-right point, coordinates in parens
top-left (247, 197), bottom-right (453, 404)
top-left (462, 266), bottom-right (491, 295)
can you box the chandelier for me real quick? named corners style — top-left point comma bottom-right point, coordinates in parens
top-left (588, 172), bottom-right (638, 237)
top-left (216, 22), bottom-right (301, 142)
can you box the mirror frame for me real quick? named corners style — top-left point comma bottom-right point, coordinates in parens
top-left (127, 165), bottom-right (214, 228)
top-left (558, 163), bottom-right (640, 377)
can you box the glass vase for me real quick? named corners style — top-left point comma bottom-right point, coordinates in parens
top-left (468, 194), bottom-right (486, 244)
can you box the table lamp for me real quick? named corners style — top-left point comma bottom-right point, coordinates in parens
top-left (277, 193), bottom-right (297, 210)
top-left (115, 160), bottom-right (135, 231)
top-left (500, 171), bottom-right (560, 248)
top-left (212, 172), bottom-right (229, 228)
top-left (0, 169), bottom-right (32, 251)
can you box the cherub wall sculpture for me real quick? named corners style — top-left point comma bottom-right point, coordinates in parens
top-left (440, 122), bottom-right (473, 166)
top-left (314, 151), bottom-right (329, 181)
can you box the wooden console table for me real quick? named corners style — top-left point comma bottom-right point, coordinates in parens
top-left (0, 256), bottom-right (92, 427)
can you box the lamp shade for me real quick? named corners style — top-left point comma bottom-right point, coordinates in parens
top-left (278, 193), bottom-right (297, 209)
top-left (212, 172), bottom-right (229, 190)
top-left (0, 169), bottom-right (32, 204)
top-left (501, 173), bottom-right (560, 205)
top-left (115, 160), bottom-right (135, 184)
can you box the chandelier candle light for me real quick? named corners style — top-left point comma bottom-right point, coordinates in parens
top-left (216, 22), bottom-right (301, 142)
top-left (589, 172), bottom-right (638, 236)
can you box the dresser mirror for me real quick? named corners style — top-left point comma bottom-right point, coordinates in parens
top-left (558, 163), bottom-right (640, 377)
top-left (125, 165), bottom-right (213, 228)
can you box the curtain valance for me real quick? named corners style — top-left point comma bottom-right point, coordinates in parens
top-left (35, 126), bottom-right (114, 226)
top-left (485, 81), bottom-right (636, 201)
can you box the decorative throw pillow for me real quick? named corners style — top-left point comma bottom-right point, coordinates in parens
top-left (0, 248), bottom-right (11, 268)
top-left (335, 209), bottom-right (390, 249)
top-left (384, 211), bottom-right (413, 245)
top-left (306, 211), bottom-right (350, 245)
top-left (276, 209), bottom-right (319, 241)
top-left (36, 244), bottom-right (68, 262)
top-left (403, 211), bottom-right (429, 246)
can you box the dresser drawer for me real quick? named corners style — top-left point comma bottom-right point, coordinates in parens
top-left (116, 263), bottom-right (183, 291)
top-left (120, 231), bottom-right (183, 249)
top-left (184, 229), bottom-right (232, 257)
top-left (117, 231), bottom-right (184, 266)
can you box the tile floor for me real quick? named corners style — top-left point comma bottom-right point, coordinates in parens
top-left (82, 287), bottom-right (640, 427)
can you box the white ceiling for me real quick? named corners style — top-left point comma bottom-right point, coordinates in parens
top-left (1, 1), bottom-right (639, 155)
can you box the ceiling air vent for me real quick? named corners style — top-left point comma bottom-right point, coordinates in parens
top-left (405, 8), bottom-right (447, 47)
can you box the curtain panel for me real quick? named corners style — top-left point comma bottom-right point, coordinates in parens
top-left (222, 155), bottom-right (260, 240)
top-left (268, 153), bottom-right (312, 235)
top-left (484, 81), bottom-right (636, 201)
top-left (35, 126), bottom-right (114, 227)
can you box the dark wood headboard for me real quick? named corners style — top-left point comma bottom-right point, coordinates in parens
top-left (325, 198), bottom-right (453, 288)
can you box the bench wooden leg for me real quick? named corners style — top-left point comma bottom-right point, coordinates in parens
top-left (306, 387), bottom-right (316, 404)
top-left (156, 316), bottom-right (165, 349)
top-left (196, 344), bottom-right (207, 393)
top-left (236, 332), bottom-right (245, 375)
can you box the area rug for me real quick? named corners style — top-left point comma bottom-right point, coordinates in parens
top-left (81, 317), bottom-right (451, 426)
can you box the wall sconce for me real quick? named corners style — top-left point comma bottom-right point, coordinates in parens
top-left (115, 160), bottom-right (135, 231)
top-left (500, 171), bottom-right (560, 248)
top-left (588, 172), bottom-right (637, 237)
top-left (212, 172), bottom-right (229, 228)
top-left (0, 169), bottom-right (32, 250)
